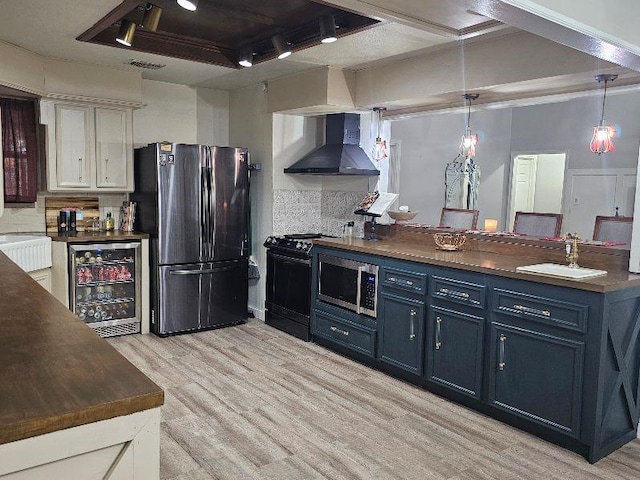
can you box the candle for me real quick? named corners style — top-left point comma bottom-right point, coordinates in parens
top-left (484, 218), bottom-right (498, 232)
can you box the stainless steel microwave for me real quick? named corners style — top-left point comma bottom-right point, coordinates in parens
top-left (318, 254), bottom-right (378, 317)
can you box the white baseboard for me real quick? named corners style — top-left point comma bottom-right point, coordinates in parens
top-left (248, 306), bottom-right (265, 321)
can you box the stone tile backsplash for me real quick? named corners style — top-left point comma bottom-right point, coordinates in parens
top-left (273, 189), bottom-right (367, 237)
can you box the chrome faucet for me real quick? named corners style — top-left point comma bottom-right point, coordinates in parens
top-left (564, 233), bottom-right (579, 268)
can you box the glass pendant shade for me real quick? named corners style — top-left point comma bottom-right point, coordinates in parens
top-left (460, 129), bottom-right (479, 158)
top-left (372, 107), bottom-right (387, 161)
top-left (590, 73), bottom-right (618, 155)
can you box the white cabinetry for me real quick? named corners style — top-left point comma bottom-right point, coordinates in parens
top-left (43, 101), bottom-right (134, 192)
top-left (29, 267), bottom-right (52, 293)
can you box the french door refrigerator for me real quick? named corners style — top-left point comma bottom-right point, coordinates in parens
top-left (132, 143), bottom-right (249, 336)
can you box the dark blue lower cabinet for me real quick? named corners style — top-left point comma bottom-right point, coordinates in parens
top-left (378, 292), bottom-right (425, 375)
top-left (488, 322), bottom-right (585, 439)
top-left (425, 305), bottom-right (484, 399)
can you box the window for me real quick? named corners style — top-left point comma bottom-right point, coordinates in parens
top-left (1, 98), bottom-right (38, 203)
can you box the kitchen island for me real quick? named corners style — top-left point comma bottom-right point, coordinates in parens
top-left (0, 252), bottom-right (163, 479)
top-left (312, 229), bottom-right (640, 463)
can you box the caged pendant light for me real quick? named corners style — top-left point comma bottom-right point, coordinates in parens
top-left (459, 93), bottom-right (479, 158)
top-left (590, 74), bottom-right (618, 155)
top-left (372, 107), bottom-right (387, 161)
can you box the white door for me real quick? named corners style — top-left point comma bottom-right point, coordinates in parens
top-left (508, 155), bottom-right (537, 231)
top-left (55, 104), bottom-right (93, 189)
top-left (95, 108), bottom-right (132, 190)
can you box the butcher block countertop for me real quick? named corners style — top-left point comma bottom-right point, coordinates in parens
top-left (48, 231), bottom-right (149, 242)
top-left (0, 252), bottom-right (163, 445)
top-left (315, 236), bottom-right (640, 293)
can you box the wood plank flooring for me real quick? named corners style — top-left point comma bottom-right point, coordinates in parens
top-left (108, 319), bottom-right (640, 480)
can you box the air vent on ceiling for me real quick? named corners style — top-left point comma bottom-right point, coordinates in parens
top-left (126, 60), bottom-right (166, 70)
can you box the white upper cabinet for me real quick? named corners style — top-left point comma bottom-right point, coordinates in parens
top-left (43, 101), bottom-right (134, 192)
top-left (95, 107), bottom-right (132, 190)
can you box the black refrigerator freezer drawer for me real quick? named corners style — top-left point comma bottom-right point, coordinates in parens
top-left (155, 259), bottom-right (248, 336)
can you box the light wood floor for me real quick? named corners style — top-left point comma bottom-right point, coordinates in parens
top-left (109, 319), bottom-right (640, 480)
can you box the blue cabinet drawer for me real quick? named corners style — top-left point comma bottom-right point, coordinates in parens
top-left (492, 288), bottom-right (588, 333)
top-left (313, 310), bottom-right (376, 357)
top-left (380, 266), bottom-right (428, 296)
top-left (431, 275), bottom-right (486, 309)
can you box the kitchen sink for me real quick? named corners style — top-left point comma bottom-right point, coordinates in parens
top-left (0, 235), bottom-right (52, 272)
top-left (516, 263), bottom-right (607, 280)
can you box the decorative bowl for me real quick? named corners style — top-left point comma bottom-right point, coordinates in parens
top-left (433, 232), bottom-right (467, 251)
top-left (387, 210), bottom-right (419, 223)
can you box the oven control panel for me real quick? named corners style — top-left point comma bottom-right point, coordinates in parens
top-left (264, 236), bottom-right (315, 256)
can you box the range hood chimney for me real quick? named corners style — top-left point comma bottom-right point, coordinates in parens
top-left (284, 113), bottom-right (380, 175)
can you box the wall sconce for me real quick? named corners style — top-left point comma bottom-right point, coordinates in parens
top-left (272, 34), bottom-right (292, 59)
top-left (116, 19), bottom-right (136, 47)
top-left (372, 107), bottom-right (387, 162)
top-left (460, 93), bottom-right (480, 158)
top-left (320, 15), bottom-right (337, 44)
top-left (177, 0), bottom-right (198, 11)
top-left (483, 218), bottom-right (498, 232)
top-left (590, 73), bottom-right (618, 155)
top-left (141, 3), bottom-right (162, 32)
top-left (238, 47), bottom-right (253, 68)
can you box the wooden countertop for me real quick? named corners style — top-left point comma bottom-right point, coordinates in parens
top-left (48, 231), bottom-right (149, 242)
top-left (315, 237), bottom-right (640, 293)
top-left (0, 253), bottom-right (163, 445)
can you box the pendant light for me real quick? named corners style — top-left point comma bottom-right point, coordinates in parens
top-left (372, 107), bottom-right (387, 161)
top-left (459, 93), bottom-right (479, 158)
top-left (116, 19), bottom-right (136, 47)
top-left (177, 0), bottom-right (198, 11)
top-left (320, 15), bottom-right (337, 44)
top-left (590, 74), bottom-right (618, 154)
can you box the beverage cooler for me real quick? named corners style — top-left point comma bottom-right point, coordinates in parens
top-left (69, 242), bottom-right (141, 338)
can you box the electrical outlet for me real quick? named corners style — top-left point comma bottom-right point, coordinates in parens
top-left (573, 197), bottom-right (580, 205)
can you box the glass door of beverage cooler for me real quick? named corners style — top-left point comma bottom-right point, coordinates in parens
top-left (69, 242), bottom-right (141, 338)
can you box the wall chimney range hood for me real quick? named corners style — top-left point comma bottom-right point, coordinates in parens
top-left (284, 114), bottom-right (380, 175)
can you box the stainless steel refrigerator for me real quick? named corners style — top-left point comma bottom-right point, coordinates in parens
top-left (132, 143), bottom-right (249, 336)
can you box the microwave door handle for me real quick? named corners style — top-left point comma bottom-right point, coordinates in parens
top-left (355, 266), bottom-right (363, 314)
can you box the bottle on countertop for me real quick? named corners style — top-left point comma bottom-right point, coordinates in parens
top-left (105, 212), bottom-right (115, 231)
top-left (343, 221), bottom-right (355, 238)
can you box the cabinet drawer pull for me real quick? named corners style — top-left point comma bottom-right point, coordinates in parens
top-left (435, 316), bottom-right (442, 350)
top-left (105, 158), bottom-right (109, 182)
top-left (439, 287), bottom-right (470, 299)
top-left (409, 309), bottom-right (416, 340)
top-left (388, 276), bottom-right (414, 287)
top-left (78, 157), bottom-right (83, 182)
top-left (330, 325), bottom-right (349, 336)
top-left (498, 334), bottom-right (506, 370)
top-left (513, 304), bottom-right (551, 317)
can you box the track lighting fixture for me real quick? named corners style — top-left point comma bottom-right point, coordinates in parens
top-left (141, 3), bottom-right (162, 32)
top-left (177, 0), bottom-right (198, 11)
top-left (116, 19), bottom-right (136, 47)
top-left (459, 93), bottom-right (480, 158)
top-left (238, 47), bottom-right (253, 68)
top-left (590, 74), bottom-right (618, 155)
top-left (272, 34), bottom-right (292, 59)
top-left (320, 15), bottom-right (337, 44)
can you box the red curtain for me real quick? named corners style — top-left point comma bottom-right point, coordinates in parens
top-left (1, 99), bottom-right (38, 203)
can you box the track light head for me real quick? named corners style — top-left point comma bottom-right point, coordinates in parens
top-left (238, 46), bottom-right (253, 68)
top-left (320, 15), bottom-right (337, 44)
top-left (116, 19), bottom-right (136, 47)
top-left (177, 0), bottom-right (198, 11)
top-left (141, 3), bottom-right (162, 32)
top-left (272, 34), bottom-right (291, 59)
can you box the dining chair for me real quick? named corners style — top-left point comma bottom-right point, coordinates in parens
top-left (513, 211), bottom-right (563, 237)
top-left (439, 208), bottom-right (479, 230)
top-left (593, 216), bottom-right (633, 245)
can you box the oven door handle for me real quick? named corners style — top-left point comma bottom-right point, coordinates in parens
top-left (268, 252), bottom-right (311, 266)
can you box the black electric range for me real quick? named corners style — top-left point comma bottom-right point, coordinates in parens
top-left (263, 233), bottom-right (324, 341)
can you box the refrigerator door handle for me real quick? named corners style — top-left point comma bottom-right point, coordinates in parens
top-left (206, 147), bottom-right (215, 260)
top-left (199, 163), bottom-right (207, 261)
top-left (170, 267), bottom-right (236, 275)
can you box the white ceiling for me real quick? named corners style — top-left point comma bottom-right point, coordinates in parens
top-left (0, 0), bottom-right (481, 90)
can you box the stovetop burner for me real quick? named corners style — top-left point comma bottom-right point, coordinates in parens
top-left (284, 233), bottom-right (322, 240)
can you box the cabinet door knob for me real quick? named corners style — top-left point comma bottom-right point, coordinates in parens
top-left (498, 334), bottom-right (507, 371)
top-left (435, 316), bottom-right (442, 350)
